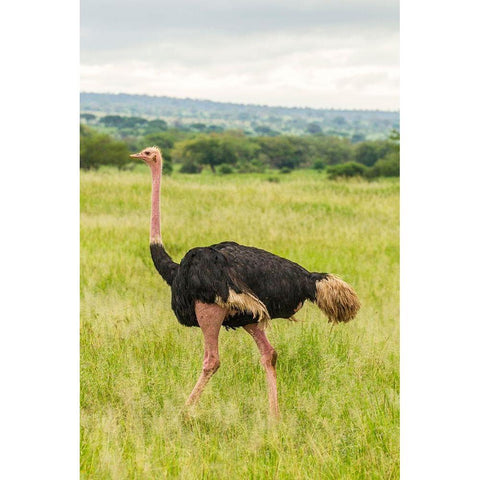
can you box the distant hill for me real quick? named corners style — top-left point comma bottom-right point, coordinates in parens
top-left (80, 92), bottom-right (399, 140)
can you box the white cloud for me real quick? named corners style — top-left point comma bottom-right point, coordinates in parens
top-left (81, 1), bottom-right (399, 109)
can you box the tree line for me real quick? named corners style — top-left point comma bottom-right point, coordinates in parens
top-left (80, 117), bottom-right (399, 178)
top-left (81, 93), bottom-right (399, 138)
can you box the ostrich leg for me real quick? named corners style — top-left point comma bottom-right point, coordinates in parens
top-left (186, 302), bottom-right (226, 406)
top-left (243, 323), bottom-right (280, 418)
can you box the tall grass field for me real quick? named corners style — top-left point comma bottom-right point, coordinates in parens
top-left (80, 168), bottom-right (399, 479)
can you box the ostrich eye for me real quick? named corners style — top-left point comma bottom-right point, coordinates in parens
top-left (145, 151), bottom-right (151, 155)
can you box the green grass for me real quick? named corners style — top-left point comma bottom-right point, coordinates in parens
top-left (81, 168), bottom-right (399, 479)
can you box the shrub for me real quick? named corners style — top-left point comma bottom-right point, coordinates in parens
top-left (179, 160), bottom-right (202, 174)
top-left (80, 126), bottom-right (131, 170)
top-left (280, 166), bottom-right (292, 174)
top-left (351, 133), bottom-right (366, 143)
top-left (217, 163), bottom-right (235, 175)
top-left (80, 113), bottom-right (96, 123)
top-left (255, 136), bottom-right (308, 170)
top-left (160, 150), bottom-right (173, 175)
top-left (306, 122), bottom-right (323, 134)
top-left (236, 157), bottom-right (266, 173)
top-left (147, 119), bottom-right (168, 131)
top-left (326, 162), bottom-right (367, 179)
top-left (309, 136), bottom-right (353, 165)
top-left (355, 141), bottom-right (390, 167)
top-left (366, 153), bottom-right (400, 178)
top-left (313, 159), bottom-right (326, 171)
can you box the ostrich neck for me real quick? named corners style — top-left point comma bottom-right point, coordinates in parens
top-left (147, 161), bottom-right (179, 286)
top-left (150, 164), bottom-right (162, 245)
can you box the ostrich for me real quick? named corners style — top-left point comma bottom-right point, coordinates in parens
top-left (130, 146), bottom-right (360, 417)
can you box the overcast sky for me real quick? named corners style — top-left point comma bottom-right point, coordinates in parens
top-left (80, 0), bottom-right (399, 110)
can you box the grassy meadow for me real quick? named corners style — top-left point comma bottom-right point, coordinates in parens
top-left (80, 168), bottom-right (399, 479)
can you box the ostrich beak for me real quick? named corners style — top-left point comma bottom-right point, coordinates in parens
top-left (130, 153), bottom-right (143, 159)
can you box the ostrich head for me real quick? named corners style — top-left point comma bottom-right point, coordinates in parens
top-left (130, 146), bottom-right (162, 166)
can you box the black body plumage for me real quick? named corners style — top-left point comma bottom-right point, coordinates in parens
top-left (150, 240), bottom-right (328, 329)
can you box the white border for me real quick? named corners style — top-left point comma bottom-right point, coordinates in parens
top-left (401, 1), bottom-right (480, 478)
top-left (0, 1), bottom-right (79, 478)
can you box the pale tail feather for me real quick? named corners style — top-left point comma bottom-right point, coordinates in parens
top-left (315, 274), bottom-right (360, 323)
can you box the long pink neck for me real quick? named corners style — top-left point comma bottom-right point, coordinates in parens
top-left (147, 156), bottom-right (179, 285)
top-left (150, 163), bottom-right (162, 245)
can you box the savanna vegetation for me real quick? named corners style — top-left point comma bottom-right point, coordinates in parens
top-left (80, 117), bottom-right (399, 179)
top-left (80, 169), bottom-right (399, 479)
top-left (81, 93), bottom-right (399, 139)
